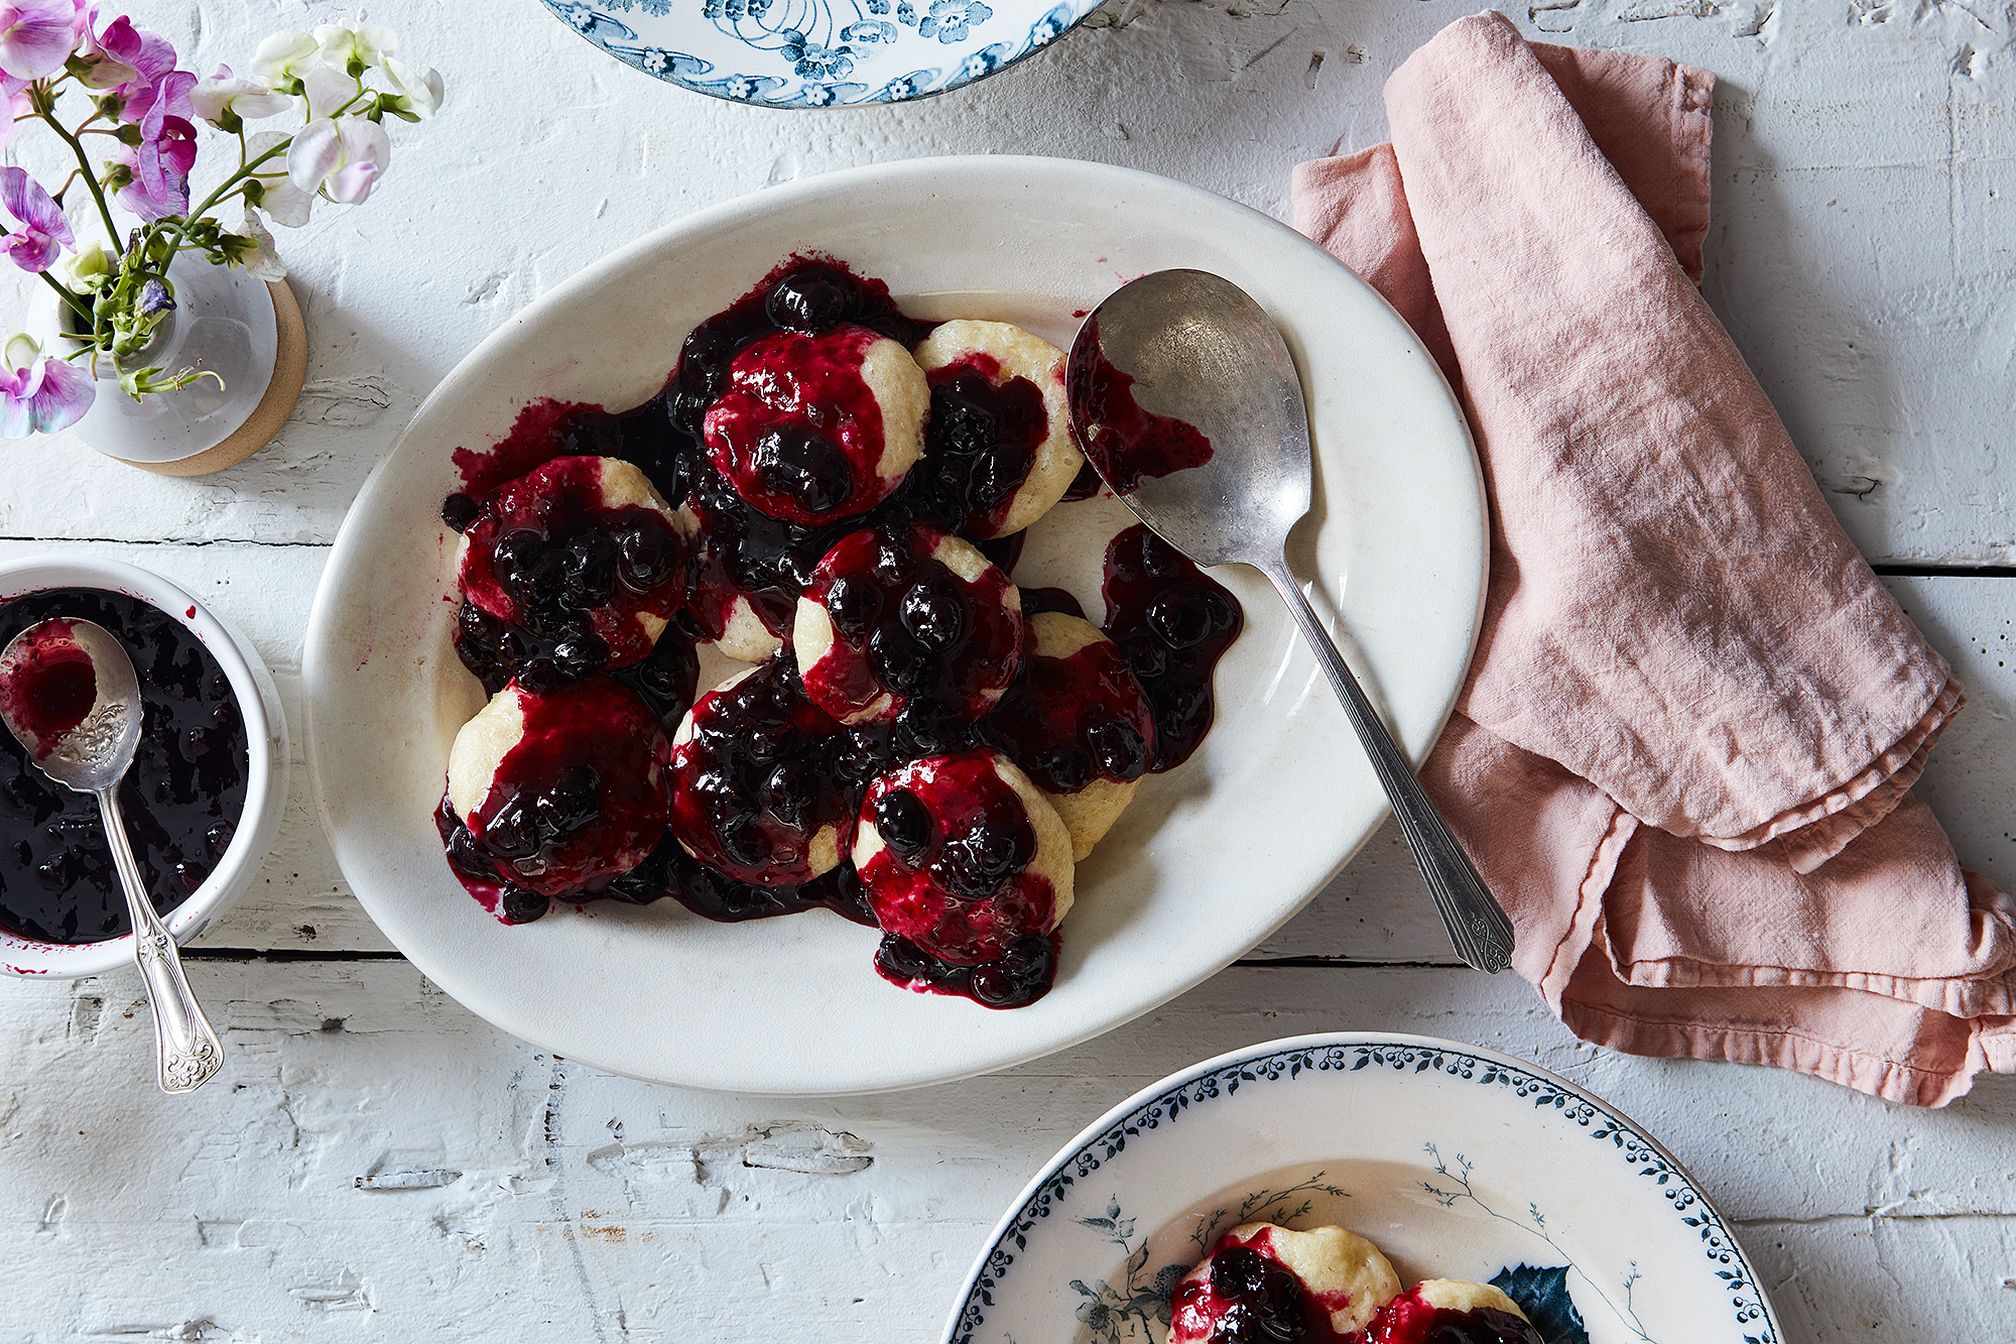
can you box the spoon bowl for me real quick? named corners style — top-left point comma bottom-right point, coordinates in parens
top-left (0, 618), bottom-right (143, 791)
top-left (1070, 269), bottom-right (1516, 973)
top-left (1068, 268), bottom-right (1313, 568)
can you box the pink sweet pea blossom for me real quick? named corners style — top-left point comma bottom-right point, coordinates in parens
top-left (0, 334), bottom-right (94, 437)
top-left (107, 112), bottom-right (195, 220)
top-left (0, 0), bottom-right (79, 80)
top-left (0, 166), bottom-right (71, 271)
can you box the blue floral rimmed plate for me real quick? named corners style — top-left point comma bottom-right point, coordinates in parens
top-left (946, 1034), bottom-right (1783, 1344)
top-left (540, 0), bottom-right (1100, 107)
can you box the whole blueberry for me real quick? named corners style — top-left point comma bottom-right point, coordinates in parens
top-left (871, 788), bottom-right (933, 863)
top-left (764, 266), bottom-right (861, 333)
top-left (751, 424), bottom-right (851, 515)
top-left (823, 575), bottom-right (879, 640)
top-left (898, 580), bottom-right (966, 652)
top-left (616, 517), bottom-right (678, 592)
top-left (441, 493), bottom-right (480, 532)
top-left (501, 888), bottom-right (550, 924)
top-left (1084, 719), bottom-right (1149, 779)
top-left (868, 627), bottom-right (928, 694)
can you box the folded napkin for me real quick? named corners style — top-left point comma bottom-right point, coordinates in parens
top-left (1292, 10), bottom-right (2016, 1106)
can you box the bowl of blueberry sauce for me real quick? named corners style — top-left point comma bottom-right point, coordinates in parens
top-left (0, 557), bottom-right (288, 978)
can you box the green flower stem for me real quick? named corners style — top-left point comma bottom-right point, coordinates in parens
top-left (35, 112), bottom-right (120, 243)
top-left (38, 270), bottom-right (93, 325)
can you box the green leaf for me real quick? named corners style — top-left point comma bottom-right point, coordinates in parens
top-left (1489, 1264), bottom-right (1589, 1344)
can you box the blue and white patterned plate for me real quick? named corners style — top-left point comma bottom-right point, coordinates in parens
top-left (540, 0), bottom-right (1100, 106)
top-left (946, 1034), bottom-right (1782, 1344)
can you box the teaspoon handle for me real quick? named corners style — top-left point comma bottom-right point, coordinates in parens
top-left (1258, 559), bottom-right (1515, 974)
top-left (96, 788), bottom-right (224, 1094)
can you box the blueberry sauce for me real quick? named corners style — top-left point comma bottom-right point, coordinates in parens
top-left (667, 654), bottom-right (863, 889)
top-left (0, 589), bottom-right (247, 945)
top-left (1101, 524), bottom-right (1243, 771)
top-left (983, 614), bottom-right (1157, 795)
top-left (0, 619), bottom-right (96, 758)
top-left (437, 256), bottom-right (1246, 1010)
top-left (799, 523), bottom-right (1024, 731)
top-left (1068, 321), bottom-right (1215, 494)
top-left (441, 677), bottom-right (671, 913)
top-left (1363, 1290), bottom-right (1542, 1344)
top-left (454, 455), bottom-right (689, 682)
top-left (1172, 1231), bottom-right (1354, 1344)
top-left (919, 352), bottom-right (1049, 539)
top-left (702, 324), bottom-right (910, 525)
top-left (874, 927), bottom-right (1057, 1010)
top-left (857, 751), bottom-right (1057, 992)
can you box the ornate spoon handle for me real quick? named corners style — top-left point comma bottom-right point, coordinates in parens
top-left (97, 788), bottom-right (224, 1093)
top-left (1258, 557), bottom-right (1515, 973)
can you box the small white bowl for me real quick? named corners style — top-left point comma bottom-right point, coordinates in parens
top-left (0, 556), bottom-right (288, 978)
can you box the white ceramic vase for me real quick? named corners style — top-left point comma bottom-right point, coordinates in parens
top-left (30, 259), bottom-right (304, 475)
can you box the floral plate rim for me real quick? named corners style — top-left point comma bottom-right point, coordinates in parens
top-left (942, 1031), bottom-right (1783, 1344)
top-left (540, 0), bottom-right (1103, 108)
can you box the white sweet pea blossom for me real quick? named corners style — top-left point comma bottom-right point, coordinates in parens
top-left (380, 55), bottom-right (444, 121)
top-left (300, 63), bottom-right (358, 120)
top-left (221, 211), bottom-right (287, 281)
top-left (249, 29), bottom-right (319, 91)
top-left (244, 129), bottom-right (313, 226)
top-left (314, 22), bottom-right (395, 74)
top-left (287, 115), bottom-right (389, 206)
top-left (191, 64), bottom-right (290, 130)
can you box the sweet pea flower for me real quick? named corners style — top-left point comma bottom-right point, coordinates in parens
top-left (218, 210), bottom-right (284, 280)
top-left (380, 55), bottom-right (443, 121)
top-left (81, 14), bottom-right (183, 123)
top-left (105, 112), bottom-right (195, 220)
top-left (249, 28), bottom-right (317, 91)
top-left (314, 22), bottom-right (393, 75)
top-left (0, 334), bottom-right (94, 437)
top-left (287, 114), bottom-right (387, 207)
top-left (0, 0), bottom-right (80, 81)
top-left (0, 72), bottom-right (29, 152)
top-left (191, 62), bottom-right (288, 129)
top-left (0, 166), bottom-right (72, 272)
top-left (57, 237), bottom-right (110, 290)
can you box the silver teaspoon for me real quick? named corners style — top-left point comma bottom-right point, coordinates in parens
top-left (0, 618), bottom-right (224, 1091)
top-left (1067, 268), bottom-right (1515, 973)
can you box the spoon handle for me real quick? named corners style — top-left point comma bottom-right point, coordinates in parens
top-left (1259, 560), bottom-right (1515, 974)
top-left (96, 788), bottom-right (224, 1094)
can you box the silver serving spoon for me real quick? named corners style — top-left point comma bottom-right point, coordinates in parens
top-left (0, 618), bottom-right (224, 1091)
top-left (1068, 268), bottom-right (1515, 973)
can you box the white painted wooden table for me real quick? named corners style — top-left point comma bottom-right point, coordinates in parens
top-left (3, 2), bottom-right (2014, 1339)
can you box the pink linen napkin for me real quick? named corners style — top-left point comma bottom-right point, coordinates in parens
top-left (1292, 10), bottom-right (2016, 1106)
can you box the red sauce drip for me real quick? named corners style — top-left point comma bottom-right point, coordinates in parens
top-left (800, 524), bottom-right (1024, 727)
top-left (858, 751), bottom-right (1054, 976)
top-left (702, 325), bottom-right (900, 525)
top-left (0, 619), bottom-right (96, 758)
top-left (667, 655), bottom-right (860, 888)
top-left (441, 678), bottom-right (671, 912)
top-left (453, 397), bottom-right (604, 499)
top-left (983, 620), bottom-right (1156, 794)
top-left (0, 589), bottom-right (247, 944)
top-left (1068, 322), bottom-right (1214, 494)
top-left (1100, 524), bottom-right (1243, 772)
top-left (1363, 1288), bottom-right (1540, 1344)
